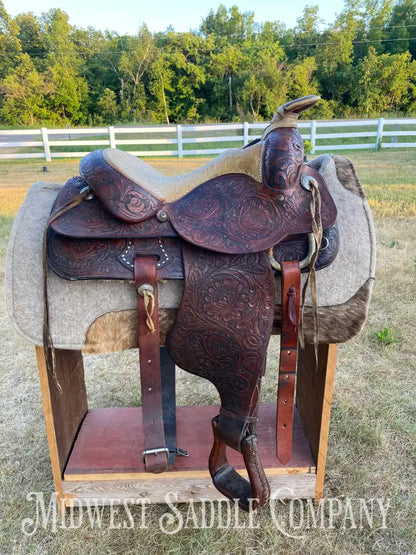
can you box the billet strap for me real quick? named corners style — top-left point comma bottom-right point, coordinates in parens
top-left (209, 416), bottom-right (270, 512)
top-left (276, 260), bottom-right (301, 464)
top-left (160, 346), bottom-right (179, 467)
top-left (134, 257), bottom-right (169, 473)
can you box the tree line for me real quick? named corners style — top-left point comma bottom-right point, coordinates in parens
top-left (1, 0), bottom-right (416, 126)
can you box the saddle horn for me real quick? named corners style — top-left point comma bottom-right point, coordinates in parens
top-left (272, 95), bottom-right (320, 125)
top-left (262, 95), bottom-right (320, 141)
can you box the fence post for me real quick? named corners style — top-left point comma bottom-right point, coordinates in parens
top-left (243, 121), bottom-right (249, 146)
top-left (392, 123), bottom-right (398, 144)
top-left (311, 120), bottom-right (317, 154)
top-left (376, 118), bottom-right (384, 150)
top-left (41, 128), bottom-right (51, 162)
top-left (109, 126), bottom-right (116, 149)
top-left (177, 124), bottom-right (183, 158)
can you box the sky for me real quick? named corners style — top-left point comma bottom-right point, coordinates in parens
top-left (3, 0), bottom-right (346, 35)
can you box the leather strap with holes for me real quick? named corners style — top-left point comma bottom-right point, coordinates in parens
top-left (134, 257), bottom-right (169, 473)
top-left (276, 260), bottom-right (301, 464)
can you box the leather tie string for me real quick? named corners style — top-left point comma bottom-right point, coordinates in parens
top-left (299, 179), bottom-right (323, 363)
top-left (142, 288), bottom-right (156, 334)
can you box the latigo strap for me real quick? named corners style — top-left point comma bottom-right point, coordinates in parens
top-left (134, 257), bottom-right (169, 473)
top-left (276, 260), bottom-right (301, 464)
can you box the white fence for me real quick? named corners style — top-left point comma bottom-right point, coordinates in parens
top-left (1, 117), bottom-right (416, 161)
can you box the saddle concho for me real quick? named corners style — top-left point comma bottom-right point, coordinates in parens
top-left (45, 95), bottom-right (338, 511)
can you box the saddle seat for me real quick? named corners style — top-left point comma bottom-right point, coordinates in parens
top-left (80, 144), bottom-right (262, 221)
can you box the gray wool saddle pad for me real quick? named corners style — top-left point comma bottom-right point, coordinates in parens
top-left (5, 154), bottom-right (376, 353)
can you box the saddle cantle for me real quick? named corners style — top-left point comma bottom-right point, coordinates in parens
top-left (45, 95), bottom-right (338, 511)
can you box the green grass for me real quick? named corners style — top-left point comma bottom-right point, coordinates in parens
top-left (344, 151), bottom-right (416, 217)
top-left (3, 149), bottom-right (414, 218)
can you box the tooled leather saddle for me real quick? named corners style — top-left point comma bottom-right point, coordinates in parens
top-left (45, 95), bottom-right (338, 511)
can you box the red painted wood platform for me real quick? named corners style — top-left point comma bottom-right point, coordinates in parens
top-left (65, 403), bottom-right (315, 478)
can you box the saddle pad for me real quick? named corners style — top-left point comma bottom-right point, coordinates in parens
top-left (5, 155), bottom-right (376, 351)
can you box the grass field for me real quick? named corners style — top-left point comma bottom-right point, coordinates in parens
top-left (1, 150), bottom-right (416, 219)
top-left (0, 152), bottom-right (415, 553)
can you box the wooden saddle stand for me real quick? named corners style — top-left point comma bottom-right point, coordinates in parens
top-left (45, 96), bottom-right (338, 511)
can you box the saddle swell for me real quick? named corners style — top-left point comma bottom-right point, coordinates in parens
top-left (45, 95), bottom-right (339, 511)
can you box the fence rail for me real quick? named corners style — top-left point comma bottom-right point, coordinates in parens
top-left (1, 117), bottom-right (416, 161)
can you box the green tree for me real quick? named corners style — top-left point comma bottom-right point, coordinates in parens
top-left (238, 30), bottom-right (286, 120)
top-left (200, 4), bottom-right (254, 45)
top-left (0, 53), bottom-right (47, 125)
top-left (147, 50), bottom-right (174, 124)
top-left (384, 0), bottom-right (416, 58)
top-left (287, 5), bottom-right (323, 62)
top-left (97, 87), bottom-right (118, 123)
top-left (0, 1), bottom-right (21, 79)
top-left (353, 47), bottom-right (416, 115)
top-left (15, 12), bottom-right (48, 71)
top-left (286, 57), bottom-right (319, 100)
top-left (352, 0), bottom-right (393, 59)
top-left (42, 8), bottom-right (88, 123)
top-left (154, 31), bottom-right (208, 122)
top-left (209, 45), bottom-right (246, 111)
top-left (118, 26), bottom-right (156, 119)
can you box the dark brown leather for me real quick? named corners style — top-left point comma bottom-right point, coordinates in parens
top-left (48, 232), bottom-right (184, 280)
top-left (164, 166), bottom-right (336, 254)
top-left (276, 260), bottom-right (301, 464)
top-left (47, 177), bottom-right (339, 281)
top-left (209, 416), bottom-right (270, 511)
top-left (50, 177), bottom-right (177, 239)
top-left (166, 244), bottom-right (275, 507)
top-left (134, 257), bottom-right (169, 473)
top-left (80, 150), bottom-right (163, 222)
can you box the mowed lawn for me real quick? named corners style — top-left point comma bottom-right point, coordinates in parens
top-left (0, 151), bottom-right (415, 553)
top-left (0, 150), bottom-right (415, 218)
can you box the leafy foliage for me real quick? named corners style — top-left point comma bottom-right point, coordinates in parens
top-left (1, 1), bottom-right (416, 125)
top-left (374, 327), bottom-right (399, 345)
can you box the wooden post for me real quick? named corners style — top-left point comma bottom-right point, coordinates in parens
top-left (296, 343), bottom-right (337, 501)
top-left (108, 126), bottom-right (116, 149)
top-left (177, 124), bottom-right (183, 158)
top-left (41, 128), bottom-right (51, 162)
top-left (34, 342), bottom-right (338, 508)
top-left (243, 121), bottom-right (249, 146)
top-left (35, 346), bottom-right (88, 509)
top-left (376, 118), bottom-right (384, 150)
top-left (310, 120), bottom-right (317, 154)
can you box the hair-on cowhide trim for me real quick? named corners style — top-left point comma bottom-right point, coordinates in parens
top-left (84, 279), bottom-right (373, 354)
top-left (272, 279), bottom-right (373, 344)
top-left (83, 309), bottom-right (177, 354)
top-left (308, 155), bottom-right (364, 198)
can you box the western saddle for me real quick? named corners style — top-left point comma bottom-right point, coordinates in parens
top-left (45, 95), bottom-right (338, 511)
